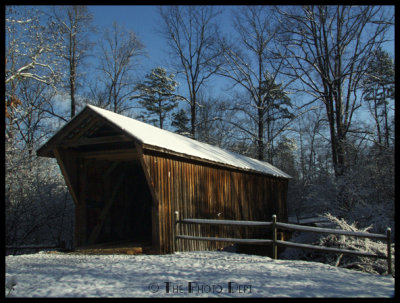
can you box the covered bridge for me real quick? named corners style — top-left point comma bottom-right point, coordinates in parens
top-left (37, 105), bottom-right (291, 254)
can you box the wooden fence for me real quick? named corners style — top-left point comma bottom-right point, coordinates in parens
top-left (174, 213), bottom-right (392, 275)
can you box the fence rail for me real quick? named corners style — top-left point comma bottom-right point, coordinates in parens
top-left (173, 212), bottom-right (392, 275)
top-left (276, 221), bottom-right (387, 240)
top-left (176, 235), bottom-right (273, 245)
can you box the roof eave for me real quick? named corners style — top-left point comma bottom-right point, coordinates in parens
top-left (36, 106), bottom-right (95, 158)
top-left (141, 143), bottom-right (291, 179)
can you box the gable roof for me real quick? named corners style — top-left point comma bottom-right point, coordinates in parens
top-left (37, 104), bottom-right (291, 179)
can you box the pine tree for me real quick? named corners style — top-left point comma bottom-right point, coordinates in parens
top-left (259, 74), bottom-right (294, 162)
top-left (135, 67), bottom-right (179, 129)
top-left (362, 48), bottom-right (394, 149)
top-left (171, 108), bottom-right (190, 136)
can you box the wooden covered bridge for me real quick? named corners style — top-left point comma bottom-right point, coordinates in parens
top-left (37, 105), bottom-right (291, 254)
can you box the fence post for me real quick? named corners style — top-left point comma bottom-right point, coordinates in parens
top-left (272, 214), bottom-right (277, 260)
top-left (386, 227), bottom-right (391, 275)
top-left (174, 211), bottom-right (179, 253)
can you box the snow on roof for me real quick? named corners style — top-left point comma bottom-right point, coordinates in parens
top-left (86, 105), bottom-right (291, 179)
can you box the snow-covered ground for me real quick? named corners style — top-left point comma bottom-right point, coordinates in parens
top-left (5, 251), bottom-right (394, 298)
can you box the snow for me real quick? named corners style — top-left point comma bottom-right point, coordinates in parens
top-left (86, 105), bottom-right (291, 179)
top-left (5, 251), bottom-right (394, 298)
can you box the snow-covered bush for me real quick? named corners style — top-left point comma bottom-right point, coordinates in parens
top-left (318, 213), bottom-right (394, 276)
top-left (6, 137), bottom-right (74, 251)
top-left (280, 213), bottom-right (394, 276)
top-left (283, 142), bottom-right (394, 276)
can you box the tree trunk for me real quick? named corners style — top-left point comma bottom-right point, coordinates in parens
top-left (257, 107), bottom-right (264, 161)
top-left (70, 78), bottom-right (76, 118)
top-left (191, 95), bottom-right (196, 139)
top-left (383, 93), bottom-right (389, 148)
top-left (69, 30), bottom-right (77, 119)
top-left (373, 98), bottom-right (382, 150)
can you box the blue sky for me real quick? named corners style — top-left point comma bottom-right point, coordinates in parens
top-left (20, 5), bottom-right (394, 128)
top-left (88, 5), bottom-right (236, 99)
top-left (87, 5), bottom-right (394, 94)
top-left (88, 5), bottom-right (236, 63)
top-left (89, 5), bottom-right (166, 70)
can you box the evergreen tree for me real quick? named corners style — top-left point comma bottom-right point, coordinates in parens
top-left (171, 108), bottom-right (190, 136)
top-left (362, 48), bottom-right (394, 149)
top-left (259, 74), bottom-right (294, 162)
top-left (135, 67), bottom-right (179, 129)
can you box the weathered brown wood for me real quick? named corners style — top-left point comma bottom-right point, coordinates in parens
top-left (177, 235), bottom-right (273, 244)
top-left (136, 142), bottom-right (162, 253)
top-left (53, 148), bottom-right (79, 205)
top-left (80, 148), bottom-right (138, 160)
top-left (39, 107), bottom-right (290, 253)
top-left (102, 162), bottom-right (119, 180)
top-left (135, 144), bottom-right (159, 204)
top-left (74, 157), bottom-right (88, 247)
top-left (276, 222), bottom-right (387, 240)
top-left (65, 117), bottom-right (103, 143)
top-left (37, 110), bottom-right (97, 157)
top-left (141, 143), bottom-right (288, 182)
top-left (63, 135), bottom-right (131, 147)
top-left (272, 214), bottom-right (277, 259)
top-left (87, 174), bottom-right (124, 244)
top-left (180, 218), bottom-right (272, 227)
top-left (175, 217), bottom-right (390, 264)
top-left (141, 150), bottom-right (288, 254)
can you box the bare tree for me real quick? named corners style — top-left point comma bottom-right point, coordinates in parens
top-left (159, 5), bottom-right (223, 139)
top-left (218, 6), bottom-right (294, 161)
top-left (96, 21), bottom-right (146, 114)
top-left (51, 5), bottom-right (95, 118)
top-left (11, 79), bottom-right (59, 160)
top-left (275, 5), bottom-right (394, 177)
top-left (6, 6), bottom-right (63, 134)
top-left (195, 91), bottom-right (237, 149)
top-left (5, 7), bottom-right (63, 87)
top-left (5, 6), bottom-right (76, 250)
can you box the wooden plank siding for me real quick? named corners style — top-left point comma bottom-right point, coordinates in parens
top-left (52, 143), bottom-right (288, 253)
top-left (53, 148), bottom-right (86, 248)
top-left (141, 149), bottom-right (289, 254)
top-left (37, 106), bottom-right (290, 254)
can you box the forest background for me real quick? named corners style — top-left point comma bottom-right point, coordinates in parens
top-left (5, 5), bottom-right (395, 274)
